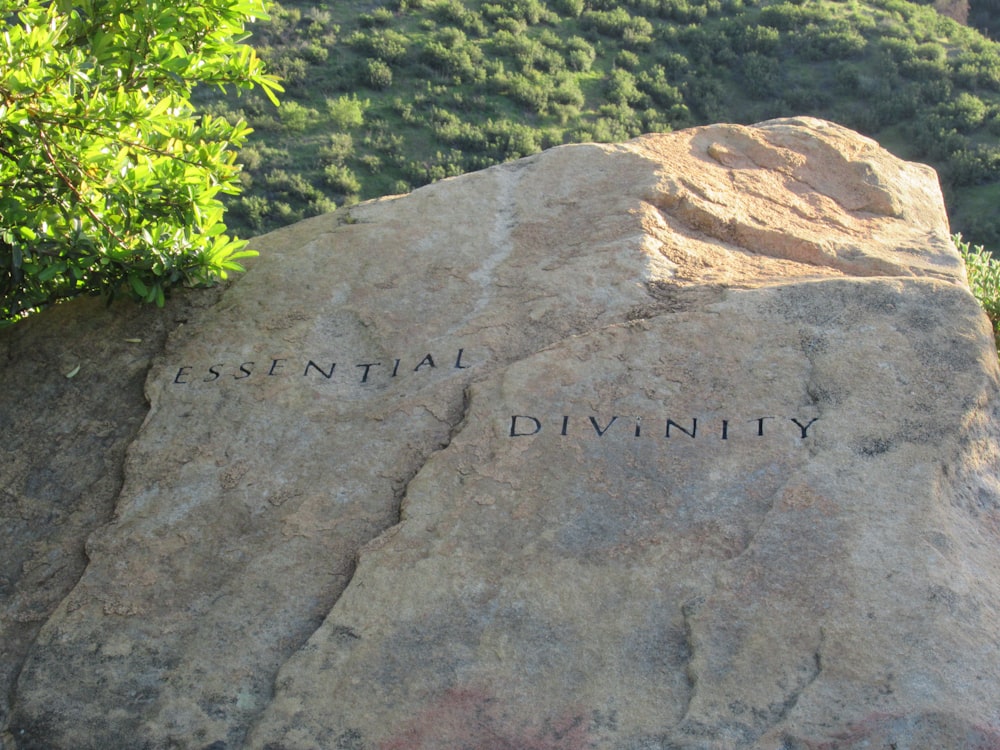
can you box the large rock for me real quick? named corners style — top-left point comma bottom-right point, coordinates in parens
top-left (3, 117), bottom-right (999, 749)
top-left (0, 291), bottom-right (217, 743)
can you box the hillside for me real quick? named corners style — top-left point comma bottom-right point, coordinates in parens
top-left (968, 0), bottom-right (999, 39)
top-left (197, 0), bottom-right (1000, 248)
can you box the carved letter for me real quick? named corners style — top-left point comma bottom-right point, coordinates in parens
top-left (203, 364), bottom-right (223, 382)
top-left (391, 358), bottom-right (401, 377)
top-left (791, 417), bottom-right (819, 439)
top-left (234, 362), bottom-right (254, 380)
top-left (561, 416), bottom-right (570, 436)
top-left (356, 362), bottom-right (381, 383)
top-left (414, 354), bottom-right (436, 371)
top-left (666, 419), bottom-right (697, 438)
top-left (454, 348), bottom-right (470, 369)
top-left (589, 416), bottom-right (619, 436)
top-left (510, 415), bottom-right (542, 437)
top-left (173, 366), bottom-right (192, 385)
top-left (303, 361), bottom-right (336, 379)
top-left (268, 359), bottom-right (287, 376)
top-left (753, 416), bottom-right (774, 436)
top-left (721, 419), bottom-right (729, 440)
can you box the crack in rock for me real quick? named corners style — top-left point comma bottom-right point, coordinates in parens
top-left (245, 383), bottom-right (474, 743)
top-left (0, 295), bottom-right (196, 748)
top-left (397, 385), bottom-right (473, 520)
top-left (765, 627), bottom-right (825, 735)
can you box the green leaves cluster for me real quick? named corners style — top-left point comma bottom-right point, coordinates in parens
top-left (0, 0), bottom-right (282, 321)
top-left (956, 233), bottom-right (1000, 341)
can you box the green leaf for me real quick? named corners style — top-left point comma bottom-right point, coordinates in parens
top-left (36, 263), bottom-right (64, 282)
top-left (128, 274), bottom-right (149, 297)
top-left (0, 0), bottom-right (278, 322)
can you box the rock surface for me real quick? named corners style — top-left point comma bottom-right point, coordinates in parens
top-left (0, 291), bottom-right (218, 744)
top-left (2, 117), bottom-right (1000, 749)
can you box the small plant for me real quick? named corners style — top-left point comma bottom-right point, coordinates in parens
top-left (956, 233), bottom-right (1000, 342)
top-left (362, 59), bottom-right (394, 89)
top-left (327, 95), bottom-right (370, 129)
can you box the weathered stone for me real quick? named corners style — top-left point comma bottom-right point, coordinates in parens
top-left (0, 291), bottom-right (215, 744)
top-left (3, 118), bottom-right (999, 749)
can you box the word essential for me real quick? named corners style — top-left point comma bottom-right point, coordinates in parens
top-left (172, 348), bottom-right (472, 386)
top-left (509, 414), bottom-right (819, 440)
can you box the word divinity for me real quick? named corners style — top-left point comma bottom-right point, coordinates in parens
top-left (509, 414), bottom-right (818, 440)
top-left (172, 348), bottom-right (472, 386)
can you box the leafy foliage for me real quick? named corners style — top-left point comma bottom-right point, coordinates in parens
top-left (956, 233), bottom-right (1000, 340)
top-left (0, 0), bottom-right (282, 321)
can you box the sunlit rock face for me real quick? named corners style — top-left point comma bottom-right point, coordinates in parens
top-left (4, 117), bottom-right (1000, 750)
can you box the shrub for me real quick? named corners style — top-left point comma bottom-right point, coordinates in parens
top-left (795, 25), bottom-right (867, 61)
top-left (326, 95), bottom-right (370, 129)
top-left (731, 24), bottom-right (780, 55)
top-left (957, 233), bottom-right (1000, 342)
top-left (300, 42), bottom-right (329, 64)
top-left (363, 59), bottom-right (394, 89)
top-left (947, 93), bottom-right (989, 132)
top-left (0, 0), bottom-right (280, 320)
top-left (318, 134), bottom-right (356, 166)
top-left (481, 119), bottom-right (542, 159)
top-left (420, 31), bottom-right (484, 80)
top-left (323, 165), bottom-right (362, 195)
top-left (552, 74), bottom-right (586, 107)
top-left (303, 8), bottom-right (336, 38)
top-left (552, 0), bottom-right (585, 17)
top-left (360, 7), bottom-right (395, 27)
top-left (607, 69), bottom-right (645, 106)
top-left (638, 66), bottom-right (685, 108)
top-left (349, 29), bottom-right (409, 62)
top-left (567, 42), bottom-right (597, 72)
top-left (741, 52), bottom-right (782, 98)
top-left (258, 48), bottom-right (309, 88)
top-left (238, 146), bottom-right (265, 173)
top-left (616, 50), bottom-right (641, 70)
top-left (359, 154), bottom-right (383, 173)
top-left (308, 197), bottom-right (339, 215)
top-left (235, 195), bottom-right (272, 232)
top-left (481, 0), bottom-right (554, 24)
top-left (277, 101), bottom-right (320, 132)
top-left (582, 8), bottom-right (654, 42)
top-left (263, 170), bottom-right (324, 203)
top-left (435, 0), bottom-right (470, 23)
top-left (505, 72), bottom-right (555, 113)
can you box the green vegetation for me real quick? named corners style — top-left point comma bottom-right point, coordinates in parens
top-left (202, 0), bottom-right (1000, 254)
top-left (0, 0), bottom-right (281, 322)
top-left (957, 232), bottom-right (1000, 340)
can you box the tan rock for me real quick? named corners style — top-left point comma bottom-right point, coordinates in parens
top-left (3, 118), bottom-right (998, 749)
top-left (0, 293), bottom-right (210, 742)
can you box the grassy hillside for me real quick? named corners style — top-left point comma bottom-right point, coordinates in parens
top-left (197, 0), bottom-right (1000, 249)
